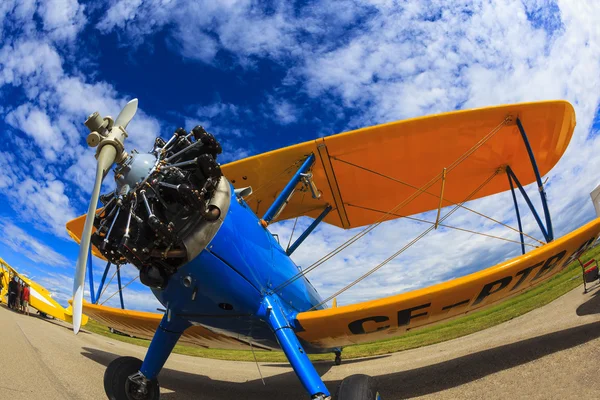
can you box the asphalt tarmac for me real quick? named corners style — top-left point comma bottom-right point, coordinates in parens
top-left (2, 284), bottom-right (600, 399)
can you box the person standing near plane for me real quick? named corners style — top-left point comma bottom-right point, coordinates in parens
top-left (15, 280), bottom-right (22, 312)
top-left (22, 283), bottom-right (30, 316)
top-left (0, 271), bottom-right (4, 302)
top-left (8, 276), bottom-right (16, 309)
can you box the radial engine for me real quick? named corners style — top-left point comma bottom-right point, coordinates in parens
top-left (85, 115), bottom-right (230, 290)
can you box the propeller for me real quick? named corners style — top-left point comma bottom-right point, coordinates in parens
top-left (72, 99), bottom-right (138, 334)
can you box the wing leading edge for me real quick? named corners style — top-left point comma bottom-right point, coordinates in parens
top-left (295, 218), bottom-right (600, 348)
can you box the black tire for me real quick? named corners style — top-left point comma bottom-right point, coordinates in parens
top-left (336, 374), bottom-right (381, 400)
top-left (104, 356), bottom-right (160, 400)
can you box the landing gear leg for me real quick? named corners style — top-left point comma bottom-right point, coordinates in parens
top-left (334, 350), bottom-right (342, 366)
top-left (103, 313), bottom-right (190, 400)
top-left (259, 295), bottom-right (331, 399)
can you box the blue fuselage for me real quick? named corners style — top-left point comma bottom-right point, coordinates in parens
top-left (152, 183), bottom-right (328, 352)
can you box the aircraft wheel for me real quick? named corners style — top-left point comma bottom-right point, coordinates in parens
top-left (104, 356), bottom-right (160, 400)
top-left (335, 374), bottom-right (381, 400)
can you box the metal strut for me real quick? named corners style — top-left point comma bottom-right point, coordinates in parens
top-left (507, 171), bottom-right (526, 255)
top-left (95, 261), bottom-right (112, 304)
top-left (258, 295), bottom-right (330, 398)
top-left (506, 166), bottom-right (551, 243)
top-left (286, 205), bottom-right (333, 256)
top-left (116, 265), bottom-right (125, 309)
top-left (262, 154), bottom-right (316, 225)
top-left (87, 248), bottom-right (96, 303)
top-left (515, 117), bottom-right (554, 241)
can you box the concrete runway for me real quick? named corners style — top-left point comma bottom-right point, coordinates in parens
top-left (2, 284), bottom-right (600, 399)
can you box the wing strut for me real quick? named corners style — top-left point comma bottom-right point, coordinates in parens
top-left (507, 171), bottom-right (526, 255)
top-left (262, 154), bottom-right (315, 225)
top-left (87, 248), bottom-right (96, 303)
top-left (116, 265), bottom-right (125, 309)
top-left (95, 261), bottom-right (112, 304)
top-left (506, 165), bottom-right (552, 243)
top-left (516, 117), bottom-right (554, 241)
top-left (286, 205), bottom-right (333, 256)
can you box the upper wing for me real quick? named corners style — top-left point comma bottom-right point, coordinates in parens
top-left (0, 257), bottom-right (88, 325)
top-left (294, 218), bottom-right (600, 348)
top-left (82, 303), bottom-right (275, 350)
top-left (223, 100), bottom-right (575, 228)
top-left (66, 101), bottom-right (575, 239)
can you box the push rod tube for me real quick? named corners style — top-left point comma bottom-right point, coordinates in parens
top-left (262, 154), bottom-right (316, 224)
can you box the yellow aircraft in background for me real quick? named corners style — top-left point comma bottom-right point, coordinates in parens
top-left (0, 257), bottom-right (88, 326)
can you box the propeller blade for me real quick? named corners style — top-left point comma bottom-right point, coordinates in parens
top-left (114, 98), bottom-right (138, 129)
top-left (72, 145), bottom-right (117, 334)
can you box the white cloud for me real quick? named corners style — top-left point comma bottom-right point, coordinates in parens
top-left (38, 0), bottom-right (87, 42)
top-left (266, 95), bottom-right (300, 125)
top-left (0, 219), bottom-right (71, 267)
top-left (0, 37), bottom-right (162, 236)
top-left (96, 0), bottom-right (299, 64)
top-left (0, 40), bottom-right (63, 91)
top-left (8, 178), bottom-right (77, 239)
top-left (6, 104), bottom-right (64, 161)
top-left (0, 0), bottom-right (86, 44)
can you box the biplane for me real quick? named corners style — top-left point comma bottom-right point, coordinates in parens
top-left (0, 257), bottom-right (88, 325)
top-left (65, 99), bottom-right (600, 400)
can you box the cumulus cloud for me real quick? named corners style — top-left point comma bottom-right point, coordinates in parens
top-left (0, 38), bottom-right (161, 235)
top-left (0, 219), bottom-right (71, 267)
top-left (97, 0), bottom-right (299, 65)
top-left (0, 0), bottom-right (86, 44)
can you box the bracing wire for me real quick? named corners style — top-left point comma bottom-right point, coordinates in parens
top-left (286, 190), bottom-right (306, 252)
top-left (332, 157), bottom-right (546, 246)
top-left (96, 264), bottom-right (122, 303)
top-left (309, 169), bottom-right (500, 310)
top-left (270, 118), bottom-right (509, 295)
top-left (345, 203), bottom-right (539, 248)
top-left (100, 275), bottom-right (140, 306)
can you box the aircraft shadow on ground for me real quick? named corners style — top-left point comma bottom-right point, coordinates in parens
top-left (577, 286), bottom-right (600, 316)
top-left (81, 319), bottom-right (600, 399)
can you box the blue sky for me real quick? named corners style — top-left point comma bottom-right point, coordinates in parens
top-left (1, 0), bottom-right (600, 311)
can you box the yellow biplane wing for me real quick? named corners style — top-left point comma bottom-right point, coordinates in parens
top-left (295, 218), bottom-right (600, 348)
top-left (223, 100), bottom-right (575, 228)
top-left (0, 257), bottom-right (88, 325)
